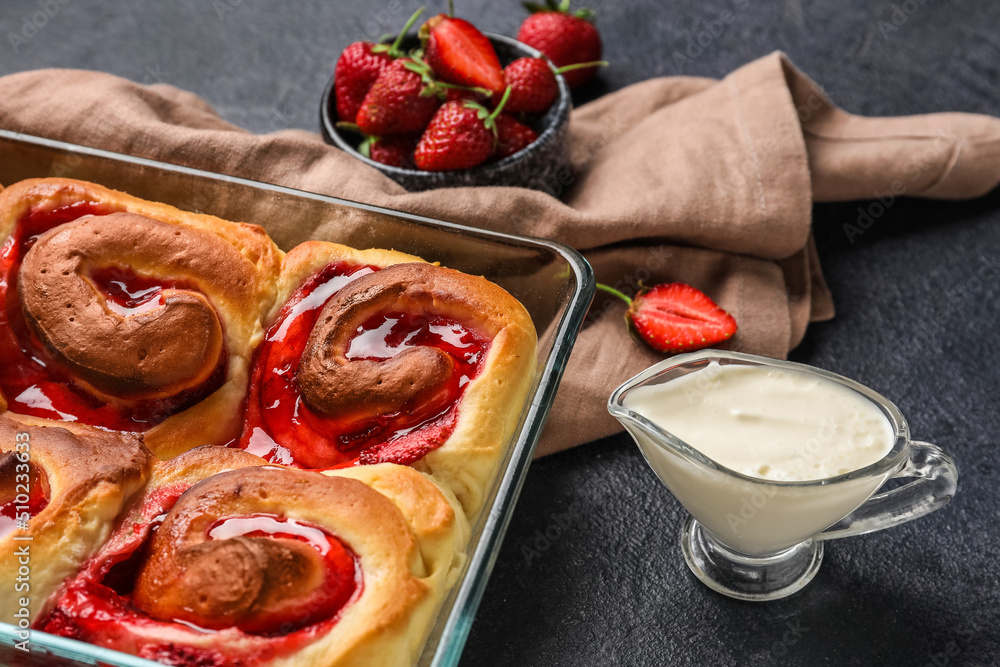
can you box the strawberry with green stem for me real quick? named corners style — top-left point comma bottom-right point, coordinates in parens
top-left (336, 122), bottom-right (418, 168)
top-left (596, 282), bottom-right (737, 354)
top-left (415, 87), bottom-right (513, 171)
top-left (356, 56), bottom-right (489, 136)
top-left (334, 7), bottom-right (426, 122)
top-left (518, 0), bottom-right (603, 88)
top-left (361, 134), bottom-right (419, 168)
top-left (492, 114), bottom-right (538, 160)
top-left (503, 56), bottom-right (608, 113)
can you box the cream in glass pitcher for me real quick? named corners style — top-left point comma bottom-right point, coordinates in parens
top-left (608, 351), bottom-right (958, 601)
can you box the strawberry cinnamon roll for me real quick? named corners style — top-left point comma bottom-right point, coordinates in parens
top-left (0, 178), bottom-right (282, 458)
top-left (236, 241), bottom-right (537, 516)
top-left (39, 450), bottom-right (468, 667)
top-left (0, 416), bottom-right (153, 623)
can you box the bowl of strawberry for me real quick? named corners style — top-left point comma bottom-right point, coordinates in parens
top-left (321, 7), bottom-right (577, 193)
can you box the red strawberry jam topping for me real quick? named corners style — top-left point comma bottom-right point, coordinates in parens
top-left (237, 261), bottom-right (490, 469)
top-left (89, 265), bottom-right (174, 316)
top-left (0, 202), bottom-right (226, 430)
top-left (0, 457), bottom-right (49, 540)
top-left (201, 514), bottom-right (359, 633)
top-left (39, 487), bottom-right (360, 667)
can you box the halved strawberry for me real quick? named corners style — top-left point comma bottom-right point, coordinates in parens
top-left (421, 9), bottom-right (506, 95)
top-left (597, 282), bottom-right (737, 354)
top-left (333, 8), bottom-right (425, 121)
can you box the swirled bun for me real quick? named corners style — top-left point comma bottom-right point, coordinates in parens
top-left (0, 178), bottom-right (283, 458)
top-left (0, 417), bottom-right (154, 622)
top-left (40, 459), bottom-right (468, 667)
top-left (0, 177), bottom-right (537, 665)
top-left (238, 241), bottom-right (537, 518)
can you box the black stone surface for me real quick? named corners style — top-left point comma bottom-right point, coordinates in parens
top-left (1, 2), bottom-right (998, 665)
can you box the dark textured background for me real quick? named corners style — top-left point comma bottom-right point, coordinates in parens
top-left (2, 1), bottom-right (998, 665)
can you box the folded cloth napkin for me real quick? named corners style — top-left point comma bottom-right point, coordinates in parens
top-left (1, 52), bottom-right (998, 455)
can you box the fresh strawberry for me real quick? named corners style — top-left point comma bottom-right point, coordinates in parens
top-left (445, 86), bottom-right (491, 104)
top-left (492, 114), bottom-right (538, 160)
top-left (414, 102), bottom-right (494, 171)
top-left (355, 58), bottom-right (443, 136)
top-left (334, 8), bottom-right (426, 121)
top-left (333, 122), bottom-right (418, 169)
top-left (364, 134), bottom-right (419, 168)
top-left (421, 5), bottom-right (506, 96)
top-left (335, 43), bottom-right (393, 122)
top-left (415, 87), bottom-right (512, 171)
top-left (597, 282), bottom-right (737, 354)
top-left (503, 56), bottom-right (606, 113)
top-left (503, 58), bottom-right (559, 113)
top-left (503, 57), bottom-right (557, 114)
top-left (518, 0), bottom-right (602, 88)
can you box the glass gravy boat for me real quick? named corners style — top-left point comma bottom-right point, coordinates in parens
top-left (608, 351), bottom-right (958, 602)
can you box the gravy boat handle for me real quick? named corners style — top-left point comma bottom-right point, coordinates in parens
top-left (815, 441), bottom-right (958, 542)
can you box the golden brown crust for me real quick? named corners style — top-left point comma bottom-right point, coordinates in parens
top-left (89, 446), bottom-right (270, 568)
top-left (134, 468), bottom-right (386, 634)
top-left (0, 416), bottom-right (155, 621)
top-left (298, 263), bottom-right (473, 423)
top-left (0, 177), bottom-right (535, 665)
top-left (43, 456), bottom-right (467, 667)
top-left (0, 178), bottom-right (283, 458)
top-left (142, 445), bottom-right (270, 491)
top-left (276, 463), bottom-right (470, 667)
top-left (269, 241), bottom-right (427, 323)
top-left (418, 292), bottom-right (537, 518)
top-left (19, 213), bottom-right (230, 399)
top-left (275, 242), bottom-right (537, 518)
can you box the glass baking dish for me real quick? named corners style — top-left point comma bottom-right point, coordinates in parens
top-left (0, 130), bottom-right (594, 667)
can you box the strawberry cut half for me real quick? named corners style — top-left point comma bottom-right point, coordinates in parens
top-left (422, 14), bottom-right (506, 95)
top-left (599, 282), bottom-right (737, 354)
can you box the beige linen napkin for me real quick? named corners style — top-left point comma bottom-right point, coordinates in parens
top-left (1, 52), bottom-right (998, 455)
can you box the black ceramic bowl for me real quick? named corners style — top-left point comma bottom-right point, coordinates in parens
top-left (321, 32), bottom-right (571, 193)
